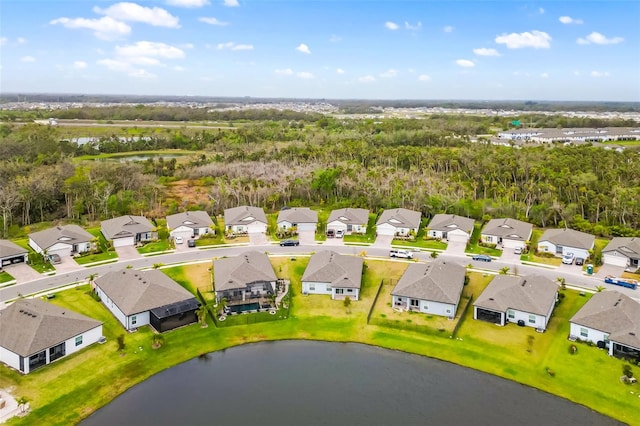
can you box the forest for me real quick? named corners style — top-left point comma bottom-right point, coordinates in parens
top-left (0, 112), bottom-right (639, 239)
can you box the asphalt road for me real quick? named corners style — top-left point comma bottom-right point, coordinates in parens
top-left (1, 243), bottom-right (638, 305)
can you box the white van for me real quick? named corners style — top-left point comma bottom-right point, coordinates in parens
top-left (389, 249), bottom-right (413, 259)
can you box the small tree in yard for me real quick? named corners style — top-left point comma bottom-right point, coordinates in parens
top-left (623, 364), bottom-right (633, 379)
top-left (430, 251), bottom-right (438, 259)
top-left (195, 304), bottom-right (208, 327)
top-left (499, 266), bottom-right (510, 275)
top-left (17, 396), bottom-right (29, 413)
top-left (117, 334), bottom-right (126, 351)
top-left (343, 296), bottom-right (352, 314)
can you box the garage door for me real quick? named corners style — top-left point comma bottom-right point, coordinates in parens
top-left (377, 224), bottom-right (395, 236)
top-left (247, 222), bottom-right (265, 233)
top-left (1, 254), bottom-right (27, 266)
top-left (113, 237), bottom-right (135, 247)
top-left (297, 223), bottom-right (316, 232)
top-left (475, 308), bottom-right (502, 324)
top-left (603, 254), bottom-right (628, 267)
top-left (49, 247), bottom-right (72, 258)
top-left (171, 231), bottom-right (192, 241)
top-left (448, 233), bottom-right (468, 244)
top-left (502, 239), bottom-right (522, 249)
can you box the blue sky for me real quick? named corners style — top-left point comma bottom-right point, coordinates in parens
top-left (1, 0), bottom-right (639, 101)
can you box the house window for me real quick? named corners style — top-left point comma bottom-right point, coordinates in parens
top-left (347, 289), bottom-right (353, 293)
top-left (507, 310), bottom-right (515, 320)
top-left (131, 315), bottom-right (137, 325)
top-left (446, 309), bottom-right (451, 314)
top-left (335, 289), bottom-right (344, 295)
top-left (309, 285), bottom-right (315, 291)
top-left (75, 336), bottom-right (83, 346)
top-left (603, 334), bottom-right (609, 343)
top-left (580, 327), bottom-right (588, 338)
top-left (485, 236), bottom-right (493, 243)
top-left (410, 299), bottom-right (419, 307)
top-left (528, 314), bottom-right (536, 324)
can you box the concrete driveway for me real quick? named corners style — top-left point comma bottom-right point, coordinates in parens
top-left (372, 235), bottom-right (393, 248)
top-left (53, 255), bottom-right (83, 274)
top-left (2, 263), bottom-right (41, 283)
top-left (298, 230), bottom-right (316, 245)
top-left (596, 263), bottom-right (626, 278)
top-left (500, 248), bottom-right (522, 263)
top-left (115, 245), bottom-right (142, 260)
top-left (445, 241), bottom-right (467, 255)
top-left (249, 232), bottom-right (268, 246)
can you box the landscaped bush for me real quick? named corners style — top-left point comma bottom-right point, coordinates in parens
top-left (569, 344), bottom-right (578, 355)
top-left (479, 242), bottom-right (497, 249)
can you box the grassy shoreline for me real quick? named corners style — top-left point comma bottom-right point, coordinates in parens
top-left (1, 260), bottom-right (638, 425)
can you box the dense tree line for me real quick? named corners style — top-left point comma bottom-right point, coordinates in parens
top-left (0, 117), bottom-right (639, 239)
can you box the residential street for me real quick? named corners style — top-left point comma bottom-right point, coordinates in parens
top-left (1, 243), bottom-right (638, 306)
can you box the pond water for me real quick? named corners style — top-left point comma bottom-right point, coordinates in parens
top-left (82, 341), bottom-right (619, 426)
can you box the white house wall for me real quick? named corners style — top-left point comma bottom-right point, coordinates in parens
top-left (277, 220), bottom-right (294, 230)
top-left (564, 247), bottom-right (591, 259)
top-left (28, 238), bottom-right (44, 254)
top-left (46, 242), bottom-right (73, 257)
top-left (393, 295), bottom-right (456, 317)
top-left (333, 287), bottom-right (359, 301)
top-left (538, 241), bottom-right (589, 259)
top-left (569, 323), bottom-right (609, 345)
top-left (302, 281), bottom-right (332, 295)
top-left (537, 241), bottom-right (557, 255)
top-left (0, 346), bottom-right (21, 372)
top-left (327, 220), bottom-right (366, 234)
top-left (97, 286), bottom-right (129, 329)
top-left (64, 325), bottom-right (103, 356)
top-left (428, 230), bottom-right (445, 239)
top-left (507, 309), bottom-right (548, 330)
top-left (127, 311), bottom-right (150, 330)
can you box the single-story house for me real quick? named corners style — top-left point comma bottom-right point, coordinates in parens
top-left (473, 275), bottom-right (558, 330)
top-left (224, 206), bottom-right (268, 234)
top-left (326, 208), bottom-right (370, 235)
top-left (166, 211), bottom-right (214, 241)
top-left (602, 237), bottom-right (640, 269)
top-left (95, 269), bottom-right (200, 332)
top-left (101, 215), bottom-right (156, 248)
top-left (28, 225), bottom-right (94, 258)
top-left (0, 298), bottom-right (103, 374)
top-left (480, 218), bottom-right (533, 250)
top-left (376, 208), bottom-right (421, 237)
top-left (213, 251), bottom-right (278, 313)
top-left (570, 291), bottom-right (640, 360)
top-left (537, 228), bottom-right (595, 260)
top-left (392, 260), bottom-right (466, 318)
top-left (277, 207), bottom-right (318, 232)
top-left (426, 214), bottom-right (475, 244)
top-left (0, 239), bottom-right (28, 267)
top-left (301, 251), bottom-right (364, 300)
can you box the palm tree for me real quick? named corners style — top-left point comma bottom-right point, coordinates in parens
top-left (86, 273), bottom-right (98, 290)
top-left (194, 305), bottom-right (208, 327)
top-left (343, 296), bottom-right (352, 314)
top-left (215, 297), bottom-right (228, 317)
top-left (16, 396), bottom-right (29, 413)
top-left (499, 266), bottom-right (510, 275)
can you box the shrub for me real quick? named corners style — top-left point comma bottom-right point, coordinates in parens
top-left (568, 344), bottom-right (578, 355)
top-left (545, 367), bottom-right (556, 377)
top-left (117, 334), bottom-right (126, 351)
top-left (623, 364), bottom-right (633, 379)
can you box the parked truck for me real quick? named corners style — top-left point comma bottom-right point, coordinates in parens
top-left (604, 275), bottom-right (638, 290)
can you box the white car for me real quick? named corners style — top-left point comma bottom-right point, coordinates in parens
top-left (175, 236), bottom-right (184, 244)
top-left (562, 253), bottom-right (574, 264)
top-left (390, 249), bottom-right (413, 259)
top-left (514, 247), bottom-right (523, 255)
top-left (335, 230), bottom-right (344, 238)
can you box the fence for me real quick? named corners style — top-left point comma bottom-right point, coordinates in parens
top-left (451, 294), bottom-right (474, 338)
top-left (366, 279), bottom-right (385, 324)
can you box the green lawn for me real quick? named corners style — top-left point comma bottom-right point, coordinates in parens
top-left (10, 238), bottom-right (56, 274)
top-left (342, 213), bottom-right (377, 244)
top-left (137, 240), bottom-right (172, 254)
top-left (74, 251), bottom-right (119, 265)
top-left (465, 223), bottom-right (503, 256)
top-left (0, 271), bottom-right (15, 283)
top-left (2, 260), bottom-right (639, 426)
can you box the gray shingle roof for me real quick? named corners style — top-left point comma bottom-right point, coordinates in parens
top-left (166, 211), bottom-right (213, 230)
top-left (0, 239), bottom-right (27, 258)
top-left (0, 299), bottom-right (102, 357)
top-left (538, 228), bottom-right (595, 250)
top-left (302, 251), bottom-right (364, 289)
top-left (101, 215), bottom-right (154, 240)
top-left (427, 214), bottom-right (475, 234)
top-left (481, 218), bottom-right (533, 241)
top-left (474, 275), bottom-right (557, 316)
top-left (377, 208), bottom-right (421, 229)
top-left (602, 237), bottom-right (640, 257)
top-left (277, 207), bottom-right (318, 224)
top-left (213, 251), bottom-right (277, 292)
top-left (224, 206), bottom-right (267, 226)
top-left (327, 208), bottom-right (370, 226)
top-left (95, 269), bottom-right (195, 316)
top-left (392, 260), bottom-right (466, 304)
top-left (570, 291), bottom-right (640, 349)
top-left (29, 225), bottom-right (93, 251)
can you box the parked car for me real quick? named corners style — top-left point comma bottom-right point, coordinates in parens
top-left (562, 253), bottom-right (575, 265)
top-left (326, 229), bottom-right (335, 238)
top-left (389, 249), bottom-right (413, 259)
top-left (175, 235), bottom-right (184, 244)
top-left (48, 253), bottom-right (62, 264)
top-left (336, 230), bottom-right (344, 238)
top-left (575, 257), bottom-right (585, 266)
top-left (280, 239), bottom-right (300, 247)
top-left (514, 247), bottom-right (523, 255)
top-left (472, 254), bottom-right (492, 262)
top-left (187, 239), bottom-right (196, 248)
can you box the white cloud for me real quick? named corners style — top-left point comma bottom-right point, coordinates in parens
top-left (404, 21), bottom-right (422, 31)
top-left (513, 71), bottom-right (531, 77)
top-left (573, 70), bottom-right (581, 76)
top-left (495, 30), bottom-right (551, 49)
top-left (443, 25), bottom-right (454, 33)
top-left (473, 47), bottom-right (500, 56)
top-left (379, 69), bottom-right (398, 78)
top-left (274, 68), bottom-right (294, 76)
top-left (296, 72), bottom-right (314, 79)
top-left (358, 75), bottom-right (376, 83)
top-left (336, 68), bottom-right (345, 74)
top-left (538, 7), bottom-right (545, 14)
top-left (93, 2), bottom-right (180, 28)
top-left (20, 56), bottom-right (36, 62)
top-left (50, 16), bottom-right (131, 40)
top-left (181, 43), bottom-right (195, 49)
top-left (73, 61), bottom-right (88, 69)
top-left (98, 58), bottom-right (156, 78)
top-left (455, 59), bottom-right (475, 68)
top-left (577, 32), bottom-right (623, 45)
top-left (590, 70), bottom-right (610, 77)
top-left (217, 42), bottom-right (254, 50)
top-left (559, 16), bottom-right (583, 24)
top-left (385, 21), bottom-right (399, 30)
top-left (198, 17), bottom-right (229, 26)
top-left (223, 0), bottom-right (239, 6)
top-left (128, 69), bottom-right (157, 79)
top-left (418, 74), bottom-right (431, 81)
top-left (540, 72), bottom-right (549, 78)
top-left (17, 37), bottom-right (26, 44)
top-left (296, 43), bottom-right (311, 54)
top-left (329, 35), bottom-right (342, 42)
top-left (166, 0), bottom-right (210, 7)
top-left (173, 65), bottom-right (186, 71)
top-left (0, 37), bottom-right (6, 46)
top-left (116, 41), bottom-right (185, 59)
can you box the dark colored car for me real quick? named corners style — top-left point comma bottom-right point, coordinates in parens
top-left (472, 254), bottom-right (492, 262)
top-left (280, 239), bottom-right (300, 247)
top-left (575, 257), bottom-right (585, 266)
top-left (326, 229), bottom-right (335, 238)
top-left (48, 253), bottom-right (62, 264)
top-left (187, 239), bottom-right (196, 248)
